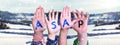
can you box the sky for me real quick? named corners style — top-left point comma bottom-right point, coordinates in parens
top-left (0, 0), bottom-right (120, 14)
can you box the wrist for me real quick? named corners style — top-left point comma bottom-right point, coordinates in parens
top-left (48, 33), bottom-right (56, 40)
top-left (77, 33), bottom-right (87, 40)
top-left (32, 39), bottom-right (43, 45)
top-left (47, 36), bottom-right (58, 45)
top-left (61, 29), bottom-right (68, 32)
top-left (33, 33), bottom-right (44, 42)
top-left (77, 29), bottom-right (87, 34)
top-left (34, 31), bottom-right (43, 35)
top-left (77, 32), bottom-right (87, 36)
top-left (77, 33), bottom-right (87, 45)
top-left (61, 28), bottom-right (69, 30)
top-left (60, 29), bottom-right (68, 35)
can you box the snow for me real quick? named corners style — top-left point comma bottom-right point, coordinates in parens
top-left (88, 34), bottom-right (120, 45)
top-left (0, 29), bottom-right (33, 33)
top-left (0, 33), bottom-right (32, 45)
top-left (0, 23), bottom-right (120, 45)
top-left (93, 24), bottom-right (118, 29)
top-left (6, 23), bottom-right (32, 29)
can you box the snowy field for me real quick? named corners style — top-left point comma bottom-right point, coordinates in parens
top-left (0, 23), bottom-right (120, 45)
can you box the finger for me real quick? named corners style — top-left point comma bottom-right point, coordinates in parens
top-left (76, 10), bottom-right (81, 18)
top-left (41, 9), bottom-right (45, 24)
top-left (43, 14), bottom-right (46, 22)
top-left (62, 7), bottom-right (66, 17)
top-left (33, 13), bottom-right (37, 19)
top-left (33, 15), bottom-right (37, 21)
top-left (38, 6), bottom-right (43, 18)
top-left (48, 10), bottom-right (51, 21)
top-left (41, 7), bottom-right (44, 17)
top-left (81, 11), bottom-right (84, 19)
top-left (52, 9), bottom-right (54, 20)
top-left (33, 8), bottom-right (38, 18)
top-left (35, 7), bottom-right (40, 18)
top-left (43, 14), bottom-right (47, 27)
top-left (32, 18), bottom-right (36, 30)
top-left (32, 21), bottom-right (35, 30)
top-left (34, 6), bottom-right (41, 18)
top-left (65, 6), bottom-right (68, 17)
top-left (71, 20), bottom-right (77, 28)
top-left (65, 6), bottom-right (71, 21)
top-left (72, 11), bottom-right (77, 19)
top-left (85, 12), bottom-right (89, 20)
top-left (66, 6), bottom-right (71, 16)
top-left (34, 9), bottom-right (40, 20)
top-left (45, 14), bottom-right (49, 23)
top-left (72, 19), bottom-right (77, 25)
top-left (56, 11), bottom-right (58, 20)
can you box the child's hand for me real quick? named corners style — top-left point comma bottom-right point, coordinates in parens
top-left (72, 10), bottom-right (89, 33)
top-left (60, 6), bottom-right (76, 30)
top-left (72, 10), bottom-right (89, 45)
top-left (45, 9), bottom-right (60, 40)
top-left (32, 6), bottom-right (46, 32)
top-left (32, 6), bottom-right (46, 44)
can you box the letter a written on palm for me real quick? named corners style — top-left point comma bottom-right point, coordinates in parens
top-left (60, 6), bottom-right (77, 30)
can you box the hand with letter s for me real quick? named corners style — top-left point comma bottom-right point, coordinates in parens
top-left (45, 9), bottom-right (60, 40)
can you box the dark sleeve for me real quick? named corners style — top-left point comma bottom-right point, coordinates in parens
top-left (46, 36), bottom-right (58, 45)
top-left (31, 39), bottom-right (43, 45)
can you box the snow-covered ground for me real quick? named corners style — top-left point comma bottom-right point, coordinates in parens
top-left (0, 23), bottom-right (120, 45)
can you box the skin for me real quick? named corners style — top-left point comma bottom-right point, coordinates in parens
top-left (58, 6), bottom-right (77, 45)
top-left (32, 6), bottom-right (88, 45)
top-left (45, 9), bottom-right (60, 40)
top-left (72, 10), bottom-right (89, 45)
top-left (32, 6), bottom-right (46, 45)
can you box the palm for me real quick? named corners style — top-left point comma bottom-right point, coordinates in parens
top-left (32, 6), bottom-right (46, 32)
top-left (73, 19), bottom-right (88, 33)
top-left (47, 20), bottom-right (60, 34)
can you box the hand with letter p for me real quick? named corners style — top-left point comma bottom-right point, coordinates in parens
top-left (72, 10), bottom-right (89, 45)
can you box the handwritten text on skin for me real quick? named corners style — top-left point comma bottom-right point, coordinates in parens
top-left (78, 20), bottom-right (83, 27)
top-left (35, 21), bottom-right (43, 30)
top-left (51, 19), bottom-right (70, 29)
top-left (35, 19), bottom-right (70, 30)
top-left (63, 19), bottom-right (69, 27)
top-left (51, 21), bottom-right (56, 29)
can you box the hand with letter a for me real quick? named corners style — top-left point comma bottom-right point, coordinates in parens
top-left (32, 6), bottom-right (46, 45)
top-left (60, 6), bottom-right (76, 30)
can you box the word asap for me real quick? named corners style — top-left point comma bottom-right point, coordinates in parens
top-left (35, 19), bottom-right (70, 30)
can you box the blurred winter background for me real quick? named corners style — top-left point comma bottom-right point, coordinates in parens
top-left (0, 0), bottom-right (120, 45)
